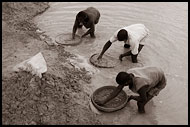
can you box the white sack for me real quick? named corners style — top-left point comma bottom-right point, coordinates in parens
top-left (13, 52), bottom-right (47, 78)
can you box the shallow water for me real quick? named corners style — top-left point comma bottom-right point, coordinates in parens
top-left (34, 2), bottom-right (188, 125)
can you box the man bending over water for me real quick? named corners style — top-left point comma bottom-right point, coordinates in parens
top-left (72, 7), bottom-right (100, 39)
top-left (98, 24), bottom-right (149, 63)
top-left (96, 66), bottom-right (167, 113)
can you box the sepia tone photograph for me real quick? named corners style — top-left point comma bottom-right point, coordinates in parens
top-left (2, 2), bottom-right (188, 125)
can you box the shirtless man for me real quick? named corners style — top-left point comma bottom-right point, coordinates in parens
top-left (72, 7), bottom-right (100, 39)
top-left (95, 66), bottom-right (167, 113)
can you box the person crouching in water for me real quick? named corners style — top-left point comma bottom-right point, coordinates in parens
top-left (97, 24), bottom-right (149, 63)
top-left (95, 66), bottom-right (167, 113)
top-left (72, 7), bottom-right (100, 39)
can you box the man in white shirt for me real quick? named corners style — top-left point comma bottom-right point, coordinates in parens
top-left (97, 24), bottom-right (149, 63)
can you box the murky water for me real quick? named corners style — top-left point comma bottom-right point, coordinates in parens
top-left (34, 2), bottom-right (188, 125)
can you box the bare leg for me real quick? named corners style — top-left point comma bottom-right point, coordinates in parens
top-left (137, 94), bottom-right (154, 113)
top-left (90, 31), bottom-right (95, 38)
top-left (138, 44), bottom-right (144, 52)
top-left (120, 44), bottom-right (144, 62)
top-left (131, 54), bottom-right (138, 63)
top-left (130, 44), bottom-right (144, 63)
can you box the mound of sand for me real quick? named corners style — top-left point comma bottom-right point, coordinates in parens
top-left (2, 2), bottom-right (101, 125)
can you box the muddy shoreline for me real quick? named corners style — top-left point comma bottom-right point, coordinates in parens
top-left (2, 2), bottom-right (101, 125)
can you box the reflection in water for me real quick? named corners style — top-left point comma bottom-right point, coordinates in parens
top-left (34, 2), bottom-right (188, 125)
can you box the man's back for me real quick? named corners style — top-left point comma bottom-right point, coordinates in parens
top-left (123, 24), bottom-right (149, 42)
top-left (127, 66), bottom-right (164, 93)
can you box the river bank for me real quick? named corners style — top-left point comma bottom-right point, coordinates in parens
top-left (2, 2), bottom-right (101, 125)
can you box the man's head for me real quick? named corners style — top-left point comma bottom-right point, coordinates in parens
top-left (76, 11), bottom-right (89, 25)
top-left (116, 72), bottom-right (132, 86)
top-left (117, 29), bottom-right (128, 41)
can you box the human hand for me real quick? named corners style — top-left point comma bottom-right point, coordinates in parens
top-left (97, 55), bottom-right (102, 60)
top-left (119, 54), bottom-right (123, 61)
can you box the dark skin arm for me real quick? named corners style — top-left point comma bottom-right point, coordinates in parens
top-left (81, 23), bottom-right (95, 38)
top-left (72, 19), bottom-right (79, 39)
top-left (97, 40), bottom-right (112, 60)
top-left (95, 85), bottom-right (125, 106)
top-left (119, 44), bottom-right (144, 62)
top-left (128, 85), bottom-right (149, 102)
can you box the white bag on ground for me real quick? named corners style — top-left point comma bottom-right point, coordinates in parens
top-left (13, 52), bottom-right (47, 78)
